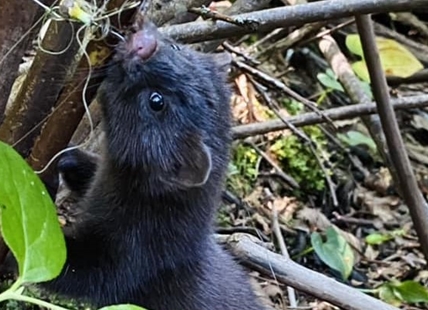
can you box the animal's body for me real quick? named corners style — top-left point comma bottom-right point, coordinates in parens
top-left (36, 15), bottom-right (268, 310)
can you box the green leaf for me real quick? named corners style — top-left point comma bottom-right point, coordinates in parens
top-left (351, 61), bottom-right (371, 82)
top-left (360, 81), bottom-right (373, 99)
top-left (338, 130), bottom-right (377, 152)
top-left (345, 34), bottom-right (365, 58)
top-left (311, 227), bottom-right (355, 280)
top-left (0, 141), bottom-right (66, 284)
top-left (365, 233), bottom-right (393, 245)
top-left (99, 305), bottom-right (148, 310)
top-left (346, 34), bottom-right (423, 82)
top-left (378, 284), bottom-right (402, 306)
top-left (391, 281), bottom-right (428, 304)
top-left (317, 72), bottom-right (344, 92)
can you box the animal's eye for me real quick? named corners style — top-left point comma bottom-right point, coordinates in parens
top-left (171, 44), bottom-right (180, 50)
top-left (149, 92), bottom-right (165, 112)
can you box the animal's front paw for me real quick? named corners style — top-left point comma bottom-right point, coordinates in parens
top-left (57, 148), bottom-right (99, 195)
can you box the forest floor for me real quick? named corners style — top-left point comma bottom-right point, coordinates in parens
top-left (212, 2), bottom-right (428, 310)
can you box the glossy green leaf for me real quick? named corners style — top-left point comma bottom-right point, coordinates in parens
top-left (365, 233), bottom-right (393, 245)
top-left (392, 281), bottom-right (428, 304)
top-left (99, 305), bottom-right (148, 310)
top-left (311, 226), bottom-right (355, 280)
top-left (0, 141), bottom-right (66, 283)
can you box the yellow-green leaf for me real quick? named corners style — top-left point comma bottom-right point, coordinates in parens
top-left (346, 34), bottom-right (423, 82)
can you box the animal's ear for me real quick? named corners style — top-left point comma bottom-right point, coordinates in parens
top-left (171, 141), bottom-right (212, 188)
top-left (212, 52), bottom-right (232, 72)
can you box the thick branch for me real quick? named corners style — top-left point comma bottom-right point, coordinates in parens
top-left (218, 234), bottom-right (398, 310)
top-left (0, 1), bottom-right (45, 122)
top-left (0, 20), bottom-right (83, 157)
top-left (160, 0), bottom-right (426, 43)
top-left (355, 15), bottom-right (428, 262)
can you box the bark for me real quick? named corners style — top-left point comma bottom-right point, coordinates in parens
top-left (218, 234), bottom-right (399, 310)
top-left (0, 1), bottom-right (45, 123)
top-left (355, 14), bottom-right (428, 262)
top-left (0, 20), bottom-right (83, 157)
top-left (161, 0), bottom-right (426, 43)
top-left (232, 95), bottom-right (428, 139)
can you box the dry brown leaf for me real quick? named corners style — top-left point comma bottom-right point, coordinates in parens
top-left (244, 186), bottom-right (264, 209)
top-left (376, 261), bottom-right (409, 279)
top-left (232, 74), bottom-right (270, 124)
top-left (252, 213), bottom-right (271, 235)
top-left (354, 186), bottom-right (400, 223)
top-left (265, 196), bottom-right (300, 224)
top-left (411, 114), bottom-right (428, 131)
top-left (401, 252), bottom-right (426, 268)
top-left (414, 270), bottom-right (428, 282)
top-left (364, 245), bottom-right (380, 261)
top-left (364, 167), bottom-right (393, 196)
top-left (208, 1), bottom-right (232, 11)
top-left (309, 301), bottom-right (340, 310)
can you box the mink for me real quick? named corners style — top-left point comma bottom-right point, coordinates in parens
top-left (32, 14), bottom-right (270, 310)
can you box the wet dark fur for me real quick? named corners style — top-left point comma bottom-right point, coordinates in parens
top-left (35, 22), bottom-right (267, 310)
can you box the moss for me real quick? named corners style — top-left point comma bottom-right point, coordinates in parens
top-left (270, 125), bottom-right (328, 193)
top-left (227, 145), bottom-right (260, 196)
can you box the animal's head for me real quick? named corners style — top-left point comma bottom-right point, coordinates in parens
top-left (98, 15), bottom-right (232, 191)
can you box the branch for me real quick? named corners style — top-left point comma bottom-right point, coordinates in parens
top-left (0, 1), bottom-right (47, 122)
top-left (148, 0), bottom-right (211, 26)
top-left (160, 0), bottom-right (426, 43)
top-left (217, 234), bottom-right (399, 310)
top-left (232, 95), bottom-right (428, 139)
top-left (355, 14), bottom-right (428, 262)
top-left (0, 19), bottom-right (84, 157)
top-left (318, 33), bottom-right (399, 197)
top-left (196, 0), bottom-right (272, 52)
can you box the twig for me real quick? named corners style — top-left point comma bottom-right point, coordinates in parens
top-left (270, 196), bottom-right (297, 308)
top-left (197, 0), bottom-right (271, 53)
top-left (371, 22), bottom-right (428, 64)
top-left (355, 14), bottom-right (428, 262)
top-left (189, 6), bottom-right (259, 30)
top-left (148, 0), bottom-right (211, 26)
top-left (217, 233), bottom-right (399, 310)
top-left (232, 94), bottom-right (428, 139)
top-left (254, 21), bottom-right (327, 58)
top-left (309, 143), bottom-right (338, 207)
top-left (393, 12), bottom-right (428, 39)
top-left (387, 69), bottom-right (428, 86)
top-left (249, 78), bottom-right (338, 205)
top-left (244, 140), bottom-right (300, 190)
top-left (299, 18), bottom-right (355, 46)
top-left (233, 60), bottom-right (336, 130)
top-left (160, 0), bottom-right (426, 43)
top-left (318, 33), bottom-right (399, 193)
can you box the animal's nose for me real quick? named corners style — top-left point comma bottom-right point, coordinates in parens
top-left (127, 15), bottom-right (158, 60)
